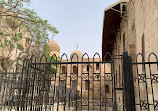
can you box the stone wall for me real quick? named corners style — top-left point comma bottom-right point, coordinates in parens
top-left (51, 58), bottom-right (112, 110)
top-left (135, 0), bottom-right (158, 58)
top-left (134, 1), bottom-right (158, 110)
top-left (110, 0), bottom-right (158, 110)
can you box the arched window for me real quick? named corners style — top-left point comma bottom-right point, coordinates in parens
top-left (87, 65), bottom-right (89, 71)
top-left (96, 63), bottom-right (99, 70)
top-left (73, 66), bottom-right (77, 74)
top-left (105, 85), bottom-right (109, 93)
top-left (62, 66), bottom-right (66, 74)
top-left (85, 80), bottom-right (90, 90)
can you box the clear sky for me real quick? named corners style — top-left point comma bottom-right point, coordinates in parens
top-left (29, 0), bottom-right (118, 58)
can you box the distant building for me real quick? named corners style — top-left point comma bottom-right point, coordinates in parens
top-left (47, 39), bottom-right (60, 57)
top-left (0, 6), bottom-right (31, 69)
top-left (47, 39), bottom-right (111, 110)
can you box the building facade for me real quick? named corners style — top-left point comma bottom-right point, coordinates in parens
top-left (102, 0), bottom-right (158, 60)
top-left (0, 6), bottom-right (31, 69)
top-left (102, 0), bottom-right (158, 110)
top-left (47, 40), bottom-right (112, 110)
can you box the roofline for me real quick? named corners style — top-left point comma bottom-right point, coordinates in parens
top-left (102, 0), bottom-right (129, 58)
top-left (102, 0), bottom-right (129, 39)
top-left (104, 0), bottom-right (129, 12)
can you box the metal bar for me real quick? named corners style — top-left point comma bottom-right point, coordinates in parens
top-left (30, 61), bottom-right (113, 65)
top-left (76, 63), bottom-right (79, 111)
top-left (112, 57), bottom-right (116, 111)
top-left (129, 56), bottom-right (136, 111)
top-left (30, 63), bottom-right (36, 111)
top-left (52, 60), bottom-right (57, 111)
top-left (136, 56), bottom-right (149, 111)
top-left (115, 88), bottom-right (123, 90)
top-left (104, 62), bottom-right (106, 111)
top-left (132, 62), bottom-right (158, 65)
top-left (64, 62), bottom-right (68, 111)
top-left (57, 62), bottom-right (61, 111)
top-left (121, 56), bottom-right (125, 111)
top-left (123, 51), bottom-right (136, 111)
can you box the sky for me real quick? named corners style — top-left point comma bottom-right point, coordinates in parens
top-left (29, 0), bottom-right (118, 58)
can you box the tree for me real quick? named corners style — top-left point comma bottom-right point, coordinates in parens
top-left (0, 0), bottom-right (59, 70)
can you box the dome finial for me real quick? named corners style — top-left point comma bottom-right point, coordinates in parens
top-left (77, 43), bottom-right (78, 49)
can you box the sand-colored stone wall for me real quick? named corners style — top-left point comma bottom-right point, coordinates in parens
top-left (50, 57), bottom-right (112, 109)
top-left (134, 0), bottom-right (158, 58)
top-left (54, 58), bottom-right (111, 98)
top-left (110, 1), bottom-right (158, 110)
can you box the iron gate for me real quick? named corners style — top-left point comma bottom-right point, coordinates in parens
top-left (1, 51), bottom-right (158, 111)
top-left (22, 53), bottom-right (123, 111)
top-left (0, 52), bottom-right (124, 111)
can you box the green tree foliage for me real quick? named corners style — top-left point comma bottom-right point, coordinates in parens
top-left (0, 0), bottom-right (59, 69)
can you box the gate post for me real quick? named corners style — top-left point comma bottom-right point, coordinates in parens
top-left (123, 51), bottom-right (136, 111)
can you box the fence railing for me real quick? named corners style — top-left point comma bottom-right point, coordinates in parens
top-left (0, 52), bottom-right (158, 111)
top-left (131, 53), bottom-right (158, 111)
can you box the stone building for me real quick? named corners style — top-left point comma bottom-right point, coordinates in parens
top-left (0, 6), bottom-right (31, 69)
top-left (47, 39), bottom-right (112, 110)
top-left (102, 0), bottom-right (158, 61)
top-left (47, 39), bottom-right (60, 57)
top-left (102, 0), bottom-right (158, 110)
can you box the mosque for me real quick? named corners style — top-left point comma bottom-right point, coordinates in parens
top-left (47, 39), bottom-right (112, 110)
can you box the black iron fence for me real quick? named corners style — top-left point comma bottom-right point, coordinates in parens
top-left (0, 52), bottom-right (158, 111)
top-left (132, 52), bottom-right (158, 111)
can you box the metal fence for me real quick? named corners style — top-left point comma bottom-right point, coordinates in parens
top-left (0, 51), bottom-right (158, 111)
top-left (132, 53), bottom-right (158, 111)
top-left (0, 53), bottom-right (118, 111)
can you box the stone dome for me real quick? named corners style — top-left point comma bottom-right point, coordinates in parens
top-left (47, 39), bottom-right (60, 57)
top-left (70, 49), bottom-right (83, 61)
